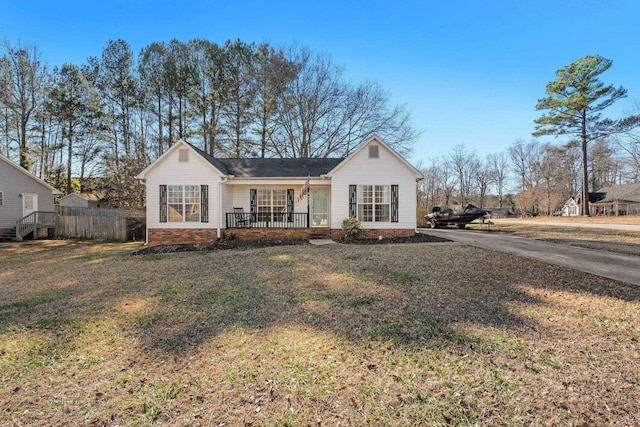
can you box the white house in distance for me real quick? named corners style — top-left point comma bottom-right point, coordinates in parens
top-left (136, 136), bottom-right (424, 246)
top-left (0, 153), bottom-right (62, 240)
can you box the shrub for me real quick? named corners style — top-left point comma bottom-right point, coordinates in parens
top-left (224, 231), bottom-right (235, 240)
top-left (341, 217), bottom-right (362, 239)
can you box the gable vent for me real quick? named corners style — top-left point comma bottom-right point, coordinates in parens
top-left (369, 145), bottom-right (379, 159)
top-left (178, 148), bottom-right (189, 162)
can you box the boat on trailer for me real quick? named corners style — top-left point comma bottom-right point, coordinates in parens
top-left (425, 204), bottom-right (490, 229)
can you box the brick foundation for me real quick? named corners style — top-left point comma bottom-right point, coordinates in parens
top-left (147, 227), bottom-right (416, 246)
top-left (148, 228), bottom-right (219, 246)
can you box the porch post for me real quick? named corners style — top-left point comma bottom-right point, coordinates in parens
top-left (307, 187), bottom-right (310, 229)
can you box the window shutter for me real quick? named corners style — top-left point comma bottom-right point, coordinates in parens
top-left (349, 185), bottom-right (357, 218)
top-left (159, 185), bottom-right (167, 223)
top-left (391, 185), bottom-right (399, 223)
top-left (250, 189), bottom-right (257, 214)
top-left (200, 185), bottom-right (208, 223)
top-left (287, 189), bottom-right (294, 222)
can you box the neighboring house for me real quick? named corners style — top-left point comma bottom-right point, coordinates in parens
top-left (589, 183), bottom-right (640, 216)
top-left (558, 197), bottom-right (580, 216)
top-left (58, 193), bottom-right (101, 208)
top-left (0, 154), bottom-right (62, 240)
top-left (136, 136), bottom-right (424, 246)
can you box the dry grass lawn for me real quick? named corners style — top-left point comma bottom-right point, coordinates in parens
top-left (1, 239), bottom-right (639, 426)
top-left (468, 218), bottom-right (640, 256)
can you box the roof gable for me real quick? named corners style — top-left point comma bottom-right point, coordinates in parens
top-left (135, 140), bottom-right (226, 179)
top-left (0, 154), bottom-right (62, 194)
top-left (327, 135), bottom-right (423, 179)
top-left (136, 137), bottom-right (420, 180)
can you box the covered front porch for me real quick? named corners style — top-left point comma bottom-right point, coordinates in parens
top-left (225, 211), bottom-right (310, 229)
top-left (224, 185), bottom-right (330, 230)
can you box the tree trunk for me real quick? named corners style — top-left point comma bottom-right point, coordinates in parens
top-left (581, 110), bottom-right (590, 216)
top-left (66, 123), bottom-right (73, 195)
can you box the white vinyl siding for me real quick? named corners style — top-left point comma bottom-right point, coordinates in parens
top-left (330, 140), bottom-right (420, 230)
top-left (144, 143), bottom-right (219, 229)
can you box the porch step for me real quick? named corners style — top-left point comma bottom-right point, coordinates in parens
top-left (0, 227), bottom-right (17, 242)
top-left (309, 231), bottom-right (331, 239)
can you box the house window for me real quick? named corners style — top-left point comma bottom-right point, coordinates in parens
top-left (257, 189), bottom-right (286, 220)
top-left (167, 185), bottom-right (200, 222)
top-left (369, 145), bottom-right (379, 158)
top-left (24, 194), bottom-right (34, 210)
top-left (0, 191), bottom-right (3, 206)
top-left (178, 149), bottom-right (189, 162)
top-left (357, 185), bottom-right (390, 222)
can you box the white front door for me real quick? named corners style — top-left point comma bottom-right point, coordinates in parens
top-left (22, 193), bottom-right (38, 218)
top-left (310, 189), bottom-right (328, 227)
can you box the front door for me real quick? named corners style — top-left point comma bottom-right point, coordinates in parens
top-left (310, 189), bottom-right (328, 227)
top-left (22, 193), bottom-right (37, 218)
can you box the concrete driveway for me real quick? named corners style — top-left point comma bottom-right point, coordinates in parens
top-left (418, 228), bottom-right (640, 287)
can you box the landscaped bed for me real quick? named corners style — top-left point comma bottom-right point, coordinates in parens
top-left (1, 239), bottom-right (639, 426)
top-left (133, 232), bottom-right (449, 255)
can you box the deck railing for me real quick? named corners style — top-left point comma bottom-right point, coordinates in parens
top-left (15, 211), bottom-right (57, 241)
top-left (226, 212), bottom-right (309, 229)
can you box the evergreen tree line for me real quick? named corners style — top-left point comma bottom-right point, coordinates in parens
top-left (0, 38), bottom-right (417, 208)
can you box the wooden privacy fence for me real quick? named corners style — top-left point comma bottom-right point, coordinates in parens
top-left (56, 206), bottom-right (145, 241)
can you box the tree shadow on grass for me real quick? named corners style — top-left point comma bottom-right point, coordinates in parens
top-left (3, 241), bottom-right (640, 427)
top-left (1, 241), bottom-right (639, 357)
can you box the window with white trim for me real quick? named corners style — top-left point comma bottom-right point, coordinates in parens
top-left (0, 191), bottom-right (3, 206)
top-left (257, 189), bottom-right (286, 220)
top-left (167, 185), bottom-right (200, 222)
top-left (357, 185), bottom-right (390, 222)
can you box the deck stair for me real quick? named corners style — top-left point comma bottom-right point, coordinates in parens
top-left (0, 227), bottom-right (17, 242)
top-left (14, 211), bottom-right (57, 241)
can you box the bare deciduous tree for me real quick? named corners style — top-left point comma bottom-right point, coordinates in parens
top-left (0, 39), bottom-right (48, 169)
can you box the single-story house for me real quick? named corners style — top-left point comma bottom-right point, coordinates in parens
top-left (136, 136), bottom-right (424, 246)
top-left (590, 183), bottom-right (640, 216)
top-left (557, 197), bottom-right (580, 216)
top-left (0, 153), bottom-right (62, 240)
top-left (58, 192), bottom-right (101, 208)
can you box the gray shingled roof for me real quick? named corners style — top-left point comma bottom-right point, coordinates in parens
top-left (188, 142), bottom-right (344, 177)
top-left (594, 183), bottom-right (640, 204)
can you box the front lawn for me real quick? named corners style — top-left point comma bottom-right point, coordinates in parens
top-left (1, 240), bottom-right (638, 426)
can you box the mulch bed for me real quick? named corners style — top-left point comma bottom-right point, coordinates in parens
top-left (133, 232), bottom-right (450, 255)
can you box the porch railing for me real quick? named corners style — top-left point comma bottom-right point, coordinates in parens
top-left (226, 212), bottom-right (309, 229)
top-left (15, 211), bottom-right (57, 241)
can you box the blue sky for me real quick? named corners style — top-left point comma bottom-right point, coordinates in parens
top-left (3, 1), bottom-right (640, 165)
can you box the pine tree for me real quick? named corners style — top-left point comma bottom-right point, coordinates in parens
top-left (533, 55), bottom-right (640, 215)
